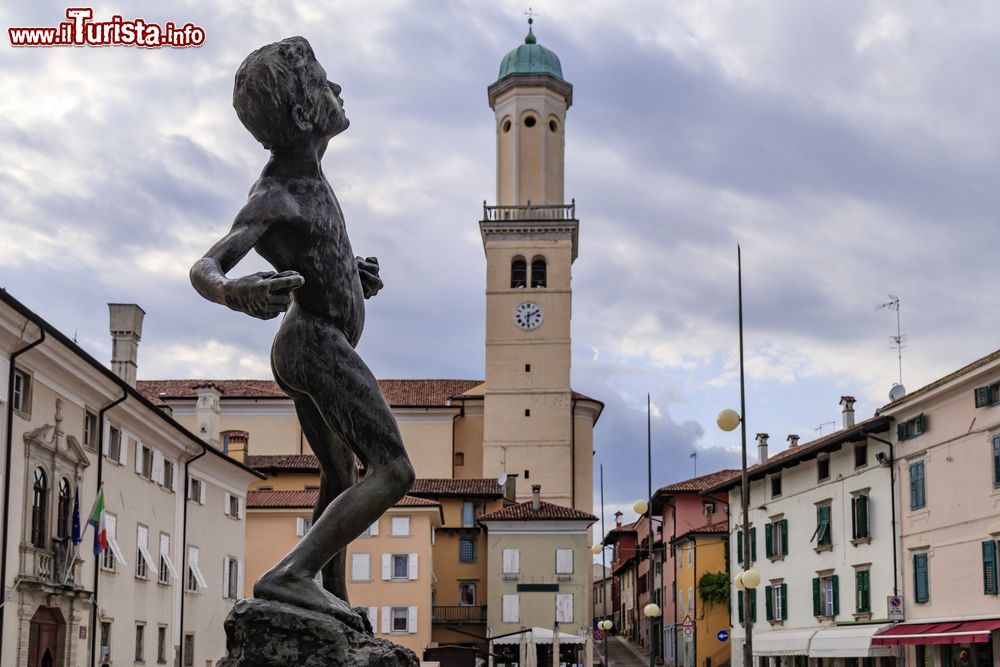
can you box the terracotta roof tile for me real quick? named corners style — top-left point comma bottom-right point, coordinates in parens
top-left (246, 489), bottom-right (438, 509)
top-left (655, 469), bottom-right (741, 494)
top-left (246, 454), bottom-right (320, 471)
top-left (136, 379), bottom-right (483, 408)
top-left (409, 478), bottom-right (505, 497)
top-left (478, 500), bottom-right (596, 522)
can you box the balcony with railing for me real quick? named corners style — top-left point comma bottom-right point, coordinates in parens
top-left (432, 605), bottom-right (487, 624)
top-left (482, 201), bottom-right (576, 223)
top-left (20, 539), bottom-right (82, 587)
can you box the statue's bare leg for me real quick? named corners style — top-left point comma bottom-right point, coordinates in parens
top-left (293, 397), bottom-right (356, 600)
top-left (254, 312), bottom-right (414, 627)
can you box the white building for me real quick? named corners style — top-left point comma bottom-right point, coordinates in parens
top-left (0, 292), bottom-right (261, 667)
top-left (707, 398), bottom-right (901, 667)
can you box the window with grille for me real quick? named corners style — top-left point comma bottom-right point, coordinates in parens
top-left (459, 537), bottom-right (476, 563)
top-left (31, 467), bottom-right (47, 548)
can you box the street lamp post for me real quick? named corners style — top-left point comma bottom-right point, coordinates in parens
top-left (717, 246), bottom-right (759, 667)
top-left (634, 394), bottom-right (661, 667)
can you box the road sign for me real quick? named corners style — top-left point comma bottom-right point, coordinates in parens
top-left (683, 627), bottom-right (694, 643)
top-left (717, 630), bottom-right (729, 642)
top-left (682, 615), bottom-right (694, 628)
top-left (887, 596), bottom-right (905, 621)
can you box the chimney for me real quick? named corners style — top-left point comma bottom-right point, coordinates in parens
top-left (787, 434), bottom-right (800, 448)
top-left (756, 433), bottom-right (769, 463)
top-left (615, 511), bottom-right (623, 528)
top-left (195, 383), bottom-right (222, 449)
top-left (108, 304), bottom-right (145, 387)
top-left (840, 396), bottom-right (856, 428)
top-left (531, 484), bottom-right (541, 512)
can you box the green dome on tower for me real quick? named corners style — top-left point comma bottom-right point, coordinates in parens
top-left (496, 20), bottom-right (564, 82)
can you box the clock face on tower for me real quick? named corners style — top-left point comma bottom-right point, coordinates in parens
top-left (513, 301), bottom-right (544, 330)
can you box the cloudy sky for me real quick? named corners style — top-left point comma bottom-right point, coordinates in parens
top-left (4, 1), bottom-right (1000, 534)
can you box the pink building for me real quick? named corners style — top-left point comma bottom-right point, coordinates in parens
top-left (873, 349), bottom-right (1000, 665)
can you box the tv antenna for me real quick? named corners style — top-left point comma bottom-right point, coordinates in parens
top-left (690, 450), bottom-right (698, 477)
top-left (877, 295), bottom-right (906, 388)
top-left (815, 421), bottom-right (836, 435)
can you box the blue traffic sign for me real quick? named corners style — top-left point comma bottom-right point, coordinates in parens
top-left (717, 630), bottom-right (729, 642)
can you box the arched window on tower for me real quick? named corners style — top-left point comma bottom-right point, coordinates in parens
top-left (31, 467), bottom-right (47, 548)
top-left (531, 257), bottom-right (547, 288)
top-left (511, 258), bottom-right (527, 288)
top-left (57, 477), bottom-right (72, 539)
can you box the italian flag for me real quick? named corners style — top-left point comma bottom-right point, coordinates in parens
top-left (87, 486), bottom-right (107, 556)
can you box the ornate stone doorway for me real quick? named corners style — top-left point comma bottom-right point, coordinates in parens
top-left (27, 606), bottom-right (64, 667)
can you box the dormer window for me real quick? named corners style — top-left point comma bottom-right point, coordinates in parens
top-left (511, 258), bottom-right (527, 288)
top-left (530, 257), bottom-right (547, 288)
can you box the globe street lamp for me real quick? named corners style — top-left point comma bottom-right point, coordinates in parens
top-left (717, 246), bottom-right (755, 667)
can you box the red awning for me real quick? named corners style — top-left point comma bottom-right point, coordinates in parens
top-left (873, 620), bottom-right (1000, 646)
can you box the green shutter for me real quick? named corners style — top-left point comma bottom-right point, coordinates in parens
top-left (812, 577), bottom-right (821, 616)
top-left (832, 575), bottom-right (840, 616)
top-left (915, 414), bottom-right (926, 435)
top-left (738, 588), bottom-right (744, 624)
top-left (780, 520), bottom-right (789, 556)
top-left (817, 506), bottom-right (831, 546)
top-left (780, 583), bottom-right (788, 620)
top-left (765, 523), bottom-right (773, 558)
top-left (858, 495), bottom-right (869, 538)
top-left (765, 584), bottom-right (773, 621)
top-left (910, 462), bottom-right (926, 510)
top-left (737, 530), bottom-right (744, 566)
top-left (914, 553), bottom-right (929, 603)
top-left (856, 570), bottom-right (871, 613)
top-left (751, 527), bottom-right (757, 562)
top-left (992, 436), bottom-right (1000, 489)
top-left (983, 541), bottom-right (998, 595)
top-left (975, 386), bottom-right (991, 408)
top-left (851, 497), bottom-right (858, 539)
top-left (897, 422), bottom-right (908, 441)
top-left (750, 588), bottom-right (757, 622)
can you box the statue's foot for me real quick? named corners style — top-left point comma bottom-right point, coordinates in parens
top-left (254, 570), bottom-right (365, 633)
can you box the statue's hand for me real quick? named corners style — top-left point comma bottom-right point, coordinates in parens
top-left (357, 256), bottom-right (383, 299)
top-left (224, 270), bottom-right (304, 319)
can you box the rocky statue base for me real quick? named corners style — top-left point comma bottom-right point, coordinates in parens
top-left (217, 599), bottom-right (420, 667)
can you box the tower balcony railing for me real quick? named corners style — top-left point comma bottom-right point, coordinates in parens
top-left (432, 605), bottom-right (487, 624)
top-left (482, 200), bottom-right (576, 222)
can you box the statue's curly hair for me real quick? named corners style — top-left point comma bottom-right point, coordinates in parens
top-left (233, 36), bottom-right (320, 150)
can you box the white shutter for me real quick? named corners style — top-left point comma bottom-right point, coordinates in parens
top-left (408, 553), bottom-right (418, 580)
top-left (380, 607), bottom-right (391, 634)
top-left (556, 548), bottom-right (574, 574)
top-left (556, 593), bottom-right (573, 623)
top-left (381, 554), bottom-right (391, 580)
top-left (296, 518), bottom-right (306, 537)
top-left (407, 606), bottom-right (417, 634)
top-left (239, 497), bottom-right (245, 519)
top-left (171, 461), bottom-right (178, 492)
top-left (367, 607), bottom-right (378, 631)
top-left (503, 548), bottom-right (520, 574)
top-left (120, 433), bottom-right (128, 466)
top-left (224, 492), bottom-right (232, 516)
top-left (199, 480), bottom-right (206, 505)
top-left (369, 519), bottom-right (379, 536)
top-left (351, 553), bottom-right (370, 581)
top-left (152, 451), bottom-right (164, 485)
top-left (502, 594), bottom-right (520, 623)
top-left (236, 559), bottom-right (244, 598)
top-left (223, 558), bottom-right (231, 598)
top-left (391, 516), bottom-right (409, 536)
top-left (134, 441), bottom-right (143, 474)
top-left (102, 423), bottom-right (109, 456)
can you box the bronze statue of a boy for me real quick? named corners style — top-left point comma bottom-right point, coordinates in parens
top-left (190, 36), bottom-right (415, 630)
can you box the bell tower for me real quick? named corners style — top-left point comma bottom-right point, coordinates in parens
top-left (480, 20), bottom-right (584, 511)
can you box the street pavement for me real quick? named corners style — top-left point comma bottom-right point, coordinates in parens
top-left (593, 636), bottom-right (649, 667)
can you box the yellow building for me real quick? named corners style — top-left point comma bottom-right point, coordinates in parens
top-left (672, 527), bottom-right (730, 667)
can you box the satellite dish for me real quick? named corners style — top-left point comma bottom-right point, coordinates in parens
top-left (497, 473), bottom-right (508, 487)
top-left (889, 384), bottom-right (906, 402)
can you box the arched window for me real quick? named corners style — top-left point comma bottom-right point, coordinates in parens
top-left (57, 478), bottom-right (72, 539)
top-left (31, 468), bottom-right (47, 548)
top-left (511, 258), bottom-right (527, 288)
top-left (531, 257), bottom-right (547, 288)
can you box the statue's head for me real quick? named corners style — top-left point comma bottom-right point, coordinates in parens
top-left (233, 36), bottom-right (348, 151)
